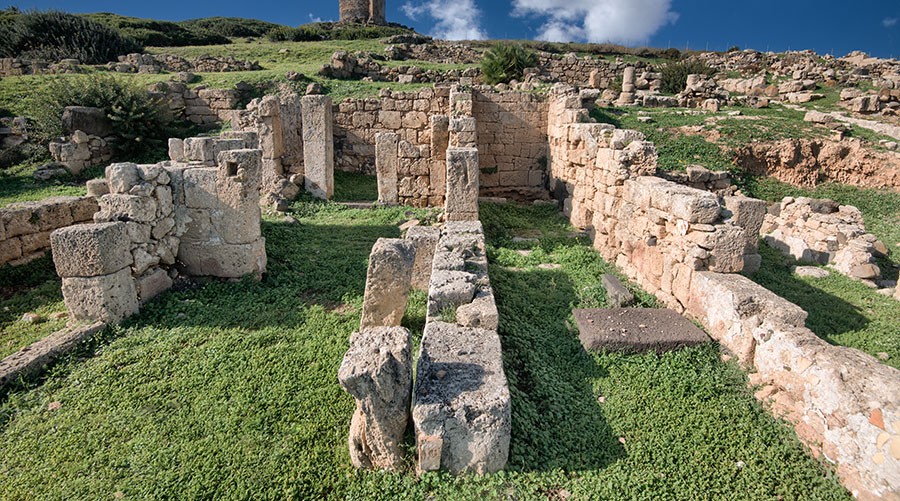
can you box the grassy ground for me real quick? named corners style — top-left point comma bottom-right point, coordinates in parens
top-left (0, 162), bottom-right (100, 207)
top-left (0, 255), bottom-right (68, 359)
top-left (0, 200), bottom-right (848, 499)
top-left (333, 170), bottom-right (378, 202)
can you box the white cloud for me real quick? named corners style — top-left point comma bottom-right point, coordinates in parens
top-left (512, 0), bottom-right (678, 45)
top-left (309, 14), bottom-right (323, 23)
top-left (884, 17), bottom-right (899, 28)
top-left (401, 0), bottom-right (487, 40)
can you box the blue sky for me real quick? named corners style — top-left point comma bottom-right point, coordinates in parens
top-left (3, 0), bottom-right (899, 58)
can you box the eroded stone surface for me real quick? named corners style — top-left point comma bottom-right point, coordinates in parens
top-left (360, 238), bottom-right (416, 329)
top-left (61, 268), bottom-right (139, 324)
top-left (50, 222), bottom-right (132, 278)
top-left (574, 308), bottom-right (709, 353)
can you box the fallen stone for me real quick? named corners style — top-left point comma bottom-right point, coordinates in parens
top-left (601, 274), bottom-right (634, 307)
top-left (793, 266), bottom-right (830, 279)
top-left (405, 226), bottom-right (440, 291)
top-left (338, 327), bottom-right (413, 471)
top-left (573, 308), bottom-right (710, 354)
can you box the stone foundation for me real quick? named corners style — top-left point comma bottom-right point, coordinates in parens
top-left (0, 196), bottom-right (98, 267)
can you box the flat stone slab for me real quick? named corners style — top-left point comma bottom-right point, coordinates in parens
top-left (573, 308), bottom-right (710, 354)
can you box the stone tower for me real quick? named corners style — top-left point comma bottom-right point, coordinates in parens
top-left (339, 0), bottom-right (386, 25)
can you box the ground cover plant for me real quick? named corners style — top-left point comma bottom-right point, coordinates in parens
top-left (0, 199), bottom-right (848, 499)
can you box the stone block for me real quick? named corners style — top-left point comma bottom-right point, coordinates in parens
top-left (338, 327), bottom-right (413, 471)
top-left (724, 195), bottom-right (768, 250)
top-left (136, 268), bottom-right (173, 304)
top-left (106, 163), bottom-right (141, 194)
top-left (183, 168), bottom-right (219, 209)
top-left (86, 179), bottom-right (110, 197)
top-left (0, 238), bottom-right (23, 264)
top-left (405, 226), bottom-right (440, 290)
top-left (427, 270), bottom-right (477, 317)
top-left (177, 238), bottom-right (267, 278)
top-left (601, 273), bottom-right (635, 307)
top-left (671, 190), bottom-right (721, 224)
top-left (301, 95), bottom-right (335, 200)
top-left (361, 238), bottom-right (416, 330)
top-left (444, 148), bottom-right (479, 220)
top-left (413, 321), bottom-right (511, 475)
top-left (50, 222), bottom-right (132, 278)
top-left (574, 308), bottom-right (710, 353)
top-left (709, 225), bottom-right (748, 273)
top-left (168, 138), bottom-right (185, 162)
top-left (96, 194), bottom-right (158, 223)
top-left (456, 293), bottom-right (499, 330)
top-left (61, 267), bottom-right (139, 324)
top-left (61, 106), bottom-right (112, 137)
top-left (184, 137), bottom-right (218, 163)
top-left (375, 133), bottom-right (399, 205)
top-left (214, 149), bottom-right (263, 244)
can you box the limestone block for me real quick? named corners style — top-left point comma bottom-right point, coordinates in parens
top-left (708, 225), bottom-right (748, 273)
top-left (360, 238), bottom-right (416, 330)
top-left (602, 273), bottom-right (635, 307)
top-left (0, 238), bottom-right (23, 263)
top-left (96, 194), bottom-right (158, 223)
top-left (177, 238), bottom-right (267, 278)
top-left (106, 163), bottom-right (141, 194)
top-left (50, 222), bottom-right (132, 278)
top-left (456, 293), bottom-right (499, 330)
top-left (670, 190), bottom-right (721, 224)
top-left (444, 148), bottom-right (479, 220)
top-left (168, 138), bottom-right (185, 162)
top-left (136, 268), bottom-right (173, 304)
top-left (405, 226), bottom-right (440, 290)
top-left (214, 149), bottom-right (263, 244)
top-left (724, 195), bottom-right (768, 248)
top-left (338, 327), bottom-right (413, 471)
top-left (86, 179), bottom-right (110, 197)
top-left (183, 168), bottom-right (219, 209)
top-left (413, 322), bottom-right (511, 475)
top-left (301, 95), bottom-right (335, 200)
top-left (70, 197), bottom-right (100, 222)
top-left (184, 137), bottom-right (217, 163)
top-left (430, 115), bottom-right (450, 161)
top-left (375, 133), bottom-right (399, 205)
top-left (61, 267), bottom-right (139, 324)
top-left (427, 270), bottom-right (477, 318)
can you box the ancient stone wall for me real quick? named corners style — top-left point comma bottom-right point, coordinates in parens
top-left (547, 84), bottom-right (900, 499)
top-left (0, 196), bottom-right (98, 267)
top-left (149, 81), bottom-right (245, 126)
top-left (0, 57), bottom-right (81, 77)
top-left (49, 132), bottom-right (113, 175)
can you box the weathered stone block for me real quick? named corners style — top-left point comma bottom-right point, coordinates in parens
top-left (375, 132), bottom-right (399, 205)
top-left (61, 267), bottom-right (139, 324)
top-left (50, 222), bottom-right (132, 278)
top-left (177, 239), bottom-right (267, 278)
top-left (338, 327), bottom-right (412, 471)
top-left (405, 226), bottom-right (440, 290)
top-left (301, 95), bottom-right (334, 199)
top-left (96, 194), bottom-right (158, 223)
top-left (456, 293), bottom-right (499, 330)
top-left (168, 138), bottom-right (185, 162)
top-left (361, 238), bottom-right (416, 329)
top-left (214, 149), bottom-right (263, 244)
top-left (86, 179), bottom-right (110, 197)
top-left (106, 163), bottom-right (141, 194)
top-left (413, 321), bottom-right (511, 475)
top-left (183, 168), bottom-right (218, 209)
top-left (136, 268), bottom-right (173, 304)
top-left (444, 148), bottom-right (479, 220)
top-left (602, 273), bottom-right (634, 307)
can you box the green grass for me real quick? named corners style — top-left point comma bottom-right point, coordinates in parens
top-left (333, 170), bottom-right (378, 202)
top-left (0, 255), bottom-right (68, 359)
top-left (0, 200), bottom-right (848, 499)
top-left (0, 162), bottom-right (99, 207)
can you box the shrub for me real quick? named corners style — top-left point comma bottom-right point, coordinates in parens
top-left (178, 17), bottom-right (282, 38)
top-left (268, 22), bottom-right (414, 42)
top-left (84, 13), bottom-right (229, 47)
top-left (659, 60), bottom-right (715, 95)
top-left (0, 10), bottom-right (142, 64)
top-left (661, 47), bottom-right (682, 60)
top-left (480, 43), bottom-right (538, 85)
top-left (25, 74), bottom-right (180, 161)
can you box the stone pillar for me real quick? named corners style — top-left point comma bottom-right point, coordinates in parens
top-left (449, 117), bottom-right (477, 149)
top-left (301, 95), bottom-right (334, 200)
top-left (617, 66), bottom-right (636, 106)
top-left (430, 116), bottom-right (450, 204)
top-left (51, 222), bottom-right (139, 324)
top-left (405, 226), bottom-right (440, 290)
top-left (338, 326), bottom-right (412, 470)
top-left (360, 238), bottom-right (416, 330)
top-left (340, 0), bottom-right (369, 23)
top-left (368, 0), bottom-right (386, 25)
top-left (444, 148), bottom-right (479, 222)
top-left (375, 132), bottom-right (399, 205)
top-left (256, 95), bottom-right (285, 198)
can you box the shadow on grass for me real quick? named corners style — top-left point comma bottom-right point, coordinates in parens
top-left (751, 245), bottom-right (869, 338)
top-left (333, 170), bottom-right (378, 203)
top-left (491, 264), bottom-right (624, 472)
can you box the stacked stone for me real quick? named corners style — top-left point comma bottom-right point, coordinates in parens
top-left (242, 92), bottom-right (304, 206)
top-left (840, 87), bottom-right (900, 115)
top-left (413, 221), bottom-right (509, 474)
top-left (677, 74), bottom-right (729, 110)
top-left (149, 81), bottom-right (247, 126)
top-left (111, 53), bottom-right (261, 74)
top-left (49, 131), bottom-right (113, 175)
top-left (616, 66), bottom-right (637, 106)
top-left (660, 165), bottom-right (735, 196)
top-left (0, 196), bottom-right (98, 267)
top-left (93, 163), bottom-right (180, 303)
top-left (762, 197), bottom-right (887, 282)
top-left (444, 148), bottom-right (479, 222)
top-left (170, 149), bottom-right (267, 279)
top-left (321, 51), bottom-right (477, 84)
top-left (472, 89), bottom-right (549, 200)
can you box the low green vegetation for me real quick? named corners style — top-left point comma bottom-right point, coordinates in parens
top-left (659, 60), bottom-right (715, 94)
top-left (0, 255), bottom-right (68, 359)
top-left (82, 12), bottom-right (229, 48)
top-left (0, 9), bottom-right (141, 64)
top-left (0, 200), bottom-right (847, 498)
top-left (267, 22), bottom-right (414, 43)
top-left (332, 171), bottom-right (378, 202)
top-left (0, 161), bottom-right (93, 207)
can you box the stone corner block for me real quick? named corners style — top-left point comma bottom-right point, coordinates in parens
top-left (50, 222), bottom-right (132, 278)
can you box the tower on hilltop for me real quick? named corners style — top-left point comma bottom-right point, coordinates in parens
top-left (339, 0), bottom-right (386, 25)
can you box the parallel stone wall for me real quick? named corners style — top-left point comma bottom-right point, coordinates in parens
top-left (547, 84), bottom-right (900, 499)
top-left (150, 81), bottom-right (243, 126)
top-left (0, 196), bottom-right (98, 267)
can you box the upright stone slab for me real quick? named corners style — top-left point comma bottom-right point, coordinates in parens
top-left (360, 238), bottom-right (416, 329)
top-left (50, 222), bottom-right (132, 278)
top-left (444, 148), bottom-right (479, 222)
top-left (413, 321), bottom-right (511, 475)
top-left (338, 327), bottom-right (412, 470)
top-left (61, 267), bottom-right (139, 324)
top-left (405, 226), bottom-right (440, 290)
top-left (301, 95), bottom-right (334, 200)
top-left (430, 115), bottom-right (450, 199)
top-left (375, 132), bottom-right (399, 205)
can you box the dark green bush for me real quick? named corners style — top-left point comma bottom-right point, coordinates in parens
top-left (267, 22), bottom-right (414, 42)
top-left (84, 13), bottom-right (229, 47)
top-left (179, 17), bottom-right (282, 38)
top-left (480, 43), bottom-right (538, 85)
top-left (659, 60), bottom-right (715, 95)
top-left (25, 74), bottom-right (181, 161)
top-left (662, 47), bottom-right (682, 60)
top-left (0, 10), bottom-right (142, 64)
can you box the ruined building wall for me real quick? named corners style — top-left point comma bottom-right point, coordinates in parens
top-left (340, 0), bottom-right (385, 24)
top-left (0, 197), bottom-right (98, 267)
top-left (546, 84), bottom-right (900, 499)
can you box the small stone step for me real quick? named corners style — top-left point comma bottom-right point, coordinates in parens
top-left (574, 308), bottom-right (710, 354)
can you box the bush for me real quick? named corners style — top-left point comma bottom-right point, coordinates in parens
top-left (84, 13), bottom-right (229, 47)
top-left (178, 17), bottom-right (282, 38)
top-left (659, 60), bottom-right (715, 95)
top-left (661, 47), bottom-right (682, 60)
top-left (480, 43), bottom-right (538, 85)
top-left (0, 10), bottom-right (142, 64)
top-left (25, 74), bottom-right (180, 161)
